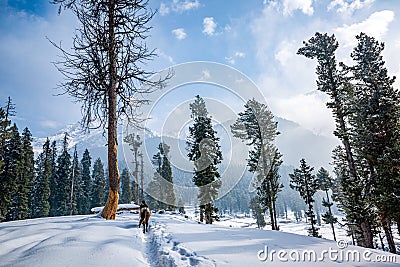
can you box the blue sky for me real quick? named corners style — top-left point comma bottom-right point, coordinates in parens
top-left (1, 0), bottom-right (400, 137)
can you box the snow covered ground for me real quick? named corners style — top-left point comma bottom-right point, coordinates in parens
top-left (0, 211), bottom-right (399, 267)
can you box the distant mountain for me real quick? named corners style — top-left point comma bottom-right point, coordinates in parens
top-left (32, 116), bottom-right (339, 174)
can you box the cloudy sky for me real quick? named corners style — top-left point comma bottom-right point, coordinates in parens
top-left (1, 0), bottom-right (400, 138)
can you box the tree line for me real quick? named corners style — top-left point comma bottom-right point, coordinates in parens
top-left (0, 98), bottom-right (152, 222)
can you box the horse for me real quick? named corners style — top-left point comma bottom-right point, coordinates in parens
top-left (138, 207), bottom-right (151, 233)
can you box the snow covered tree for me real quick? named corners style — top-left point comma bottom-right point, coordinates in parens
top-left (32, 139), bottom-right (52, 218)
top-left (69, 146), bottom-right (81, 215)
top-left (348, 33), bottom-right (400, 253)
top-left (159, 143), bottom-right (176, 210)
top-left (120, 167), bottom-right (132, 204)
top-left (316, 167), bottom-right (337, 241)
top-left (50, 0), bottom-right (168, 220)
top-left (147, 142), bottom-right (176, 210)
top-left (48, 141), bottom-right (58, 217)
top-left (187, 95), bottom-right (222, 224)
top-left (290, 159), bottom-right (320, 237)
top-left (124, 133), bottom-right (142, 204)
top-left (55, 133), bottom-right (72, 216)
top-left (250, 196), bottom-right (266, 229)
top-left (91, 158), bottom-right (106, 208)
top-left (231, 98), bottom-right (282, 230)
top-left (77, 149), bottom-right (91, 214)
top-left (298, 32), bottom-right (374, 247)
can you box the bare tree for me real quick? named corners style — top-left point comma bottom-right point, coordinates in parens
top-left (50, 0), bottom-right (169, 219)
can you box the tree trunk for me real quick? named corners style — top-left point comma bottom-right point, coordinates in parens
top-left (101, 0), bottom-right (120, 220)
top-left (199, 205), bottom-right (204, 223)
top-left (360, 221), bottom-right (374, 248)
top-left (325, 190), bottom-right (336, 241)
top-left (272, 199), bottom-right (278, 230)
top-left (397, 218), bottom-right (400, 236)
top-left (268, 205), bottom-right (275, 230)
top-left (381, 213), bottom-right (396, 253)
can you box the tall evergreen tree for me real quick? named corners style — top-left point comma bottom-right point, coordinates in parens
top-left (69, 146), bottom-right (81, 215)
top-left (55, 133), bottom-right (72, 216)
top-left (298, 32), bottom-right (374, 248)
top-left (160, 143), bottom-right (176, 210)
top-left (49, 140), bottom-right (58, 216)
top-left (231, 98), bottom-right (282, 230)
top-left (187, 95), bottom-right (222, 224)
top-left (10, 127), bottom-right (34, 220)
top-left (120, 168), bottom-right (132, 204)
top-left (290, 159), bottom-right (320, 238)
top-left (124, 134), bottom-right (142, 204)
top-left (0, 107), bottom-right (12, 221)
top-left (32, 139), bottom-right (52, 218)
top-left (78, 149), bottom-right (92, 214)
top-left (317, 167), bottom-right (337, 241)
top-left (3, 124), bottom-right (22, 221)
top-left (91, 158), bottom-right (106, 208)
top-left (250, 196), bottom-right (266, 229)
top-left (348, 33), bottom-right (400, 253)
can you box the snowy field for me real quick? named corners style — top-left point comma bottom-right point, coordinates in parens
top-left (1, 211), bottom-right (399, 267)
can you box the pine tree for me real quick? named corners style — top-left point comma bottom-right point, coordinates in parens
top-left (11, 127), bottom-right (34, 220)
top-left (69, 146), bottom-right (81, 215)
top-left (120, 167), bottom-right (132, 204)
top-left (3, 124), bottom-right (22, 221)
top-left (250, 196), bottom-right (266, 229)
top-left (78, 149), bottom-right (92, 214)
top-left (0, 106), bottom-right (13, 221)
top-left (348, 33), bottom-right (400, 253)
top-left (316, 167), bottom-right (337, 241)
top-left (187, 95), bottom-right (222, 224)
top-left (147, 143), bottom-right (176, 210)
top-left (159, 143), bottom-right (176, 210)
top-left (231, 98), bottom-right (282, 230)
top-left (32, 139), bottom-right (52, 218)
top-left (298, 32), bottom-right (374, 248)
top-left (91, 158), bottom-right (106, 208)
top-left (290, 159), bottom-right (321, 238)
top-left (124, 134), bottom-right (142, 204)
top-left (55, 133), bottom-right (72, 216)
top-left (49, 141), bottom-right (58, 216)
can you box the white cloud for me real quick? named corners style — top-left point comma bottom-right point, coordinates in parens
top-left (158, 51), bottom-right (175, 64)
top-left (234, 51), bottom-right (246, 58)
top-left (176, 0), bottom-right (200, 12)
top-left (328, 0), bottom-right (375, 15)
top-left (203, 17), bottom-right (217, 36)
top-left (225, 57), bottom-right (235, 65)
top-left (225, 51), bottom-right (246, 65)
top-left (282, 0), bottom-right (314, 16)
top-left (171, 28), bottom-right (187, 40)
top-left (160, 0), bottom-right (200, 16)
top-left (40, 120), bottom-right (61, 129)
top-left (335, 10), bottom-right (395, 47)
top-left (275, 41), bottom-right (296, 66)
top-left (159, 3), bottom-right (170, 15)
top-left (268, 91), bottom-right (335, 136)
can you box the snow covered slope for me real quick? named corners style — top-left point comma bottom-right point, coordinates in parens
top-left (0, 213), bottom-right (398, 267)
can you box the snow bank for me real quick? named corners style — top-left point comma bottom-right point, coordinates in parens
top-left (0, 214), bottom-right (148, 267)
